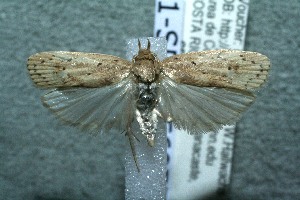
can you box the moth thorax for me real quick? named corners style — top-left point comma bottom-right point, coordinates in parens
top-left (132, 49), bottom-right (160, 82)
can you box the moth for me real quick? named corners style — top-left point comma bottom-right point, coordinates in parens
top-left (27, 39), bottom-right (270, 170)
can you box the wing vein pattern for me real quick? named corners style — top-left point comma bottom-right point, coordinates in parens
top-left (158, 77), bottom-right (256, 134)
top-left (42, 78), bottom-right (136, 134)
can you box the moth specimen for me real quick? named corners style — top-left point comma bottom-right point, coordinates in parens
top-left (27, 39), bottom-right (270, 170)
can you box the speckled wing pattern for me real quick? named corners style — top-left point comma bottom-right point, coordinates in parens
top-left (27, 51), bottom-right (134, 134)
top-left (27, 51), bottom-right (131, 88)
top-left (161, 49), bottom-right (270, 90)
top-left (159, 49), bottom-right (270, 133)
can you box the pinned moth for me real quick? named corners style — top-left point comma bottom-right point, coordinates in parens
top-left (27, 39), bottom-right (270, 171)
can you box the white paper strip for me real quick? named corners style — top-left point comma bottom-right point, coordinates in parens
top-left (154, 0), bottom-right (250, 199)
top-left (124, 37), bottom-right (168, 200)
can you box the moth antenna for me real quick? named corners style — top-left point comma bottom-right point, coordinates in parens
top-left (147, 39), bottom-right (151, 50)
top-left (138, 39), bottom-right (141, 50)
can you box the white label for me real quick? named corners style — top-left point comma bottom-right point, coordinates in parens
top-left (155, 0), bottom-right (250, 200)
top-left (182, 0), bottom-right (249, 51)
top-left (154, 0), bottom-right (185, 56)
top-left (168, 126), bottom-right (236, 200)
top-left (125, 37), bottom-right (168, 200)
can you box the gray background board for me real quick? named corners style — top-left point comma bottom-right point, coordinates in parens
top-left (0, 1), bottom-right (299, 200)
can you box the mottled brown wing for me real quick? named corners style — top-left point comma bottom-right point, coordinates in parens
top-left (161, 49), bottom-right (270, 91)
top-left (27, 51), bottom-right (132, 88)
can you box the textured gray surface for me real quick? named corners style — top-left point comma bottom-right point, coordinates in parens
top-left (0, 1), bottom-right (299, 200)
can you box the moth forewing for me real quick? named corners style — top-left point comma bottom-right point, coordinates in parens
top-left (27, 51), bottom-right (132, 88)
top-left (161, 49), bottom-right (270, 91)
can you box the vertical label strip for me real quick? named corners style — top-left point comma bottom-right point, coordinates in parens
top-left (170, 1), bottom-right (250, 200)
top-left (183, 0), bottom-right (249, 51)
top-left (125, 37), bottom-right (168, 200)
top-left (154, 2), bottom-right (185, 199)
top-left (154, 0), bottom-right (250, 199)
top-left (154, 0), bottom-right (185, 56)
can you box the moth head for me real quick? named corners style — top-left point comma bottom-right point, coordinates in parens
top-left (132, 39), bottom-right (160, 83)
top-left (135, 39), bottom-right (156, 61)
